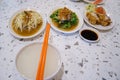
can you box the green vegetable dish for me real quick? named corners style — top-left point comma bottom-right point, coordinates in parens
top-left (50, 7), bottom-right (79, 31)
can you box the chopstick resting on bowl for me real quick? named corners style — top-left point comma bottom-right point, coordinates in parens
top-left (36, 23), bottom-right (51, 80)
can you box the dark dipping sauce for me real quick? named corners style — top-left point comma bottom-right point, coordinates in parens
top-left (81, 30), bottom-right (98, 41)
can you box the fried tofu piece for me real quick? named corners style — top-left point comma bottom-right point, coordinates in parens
top-left (97, 13), bottom-right (111, 26)
top-left (86, 12), bottom-right (99, 25)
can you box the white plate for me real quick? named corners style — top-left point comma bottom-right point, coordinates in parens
top-left (9, 8), bottom-right (46, 39)
top-left (84, 10), bottom-right (114, 31)
top-left (83, 0), bottom-right (105, 4)
top-left (79, 27), bottom-right (100, 43)
top-left (47, 6), bottom-right (84, 34)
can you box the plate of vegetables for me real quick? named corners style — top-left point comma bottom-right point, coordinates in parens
top-left (84, 4), bottom-right (114, 31)
top-left (48, 6), bottom-right (83, 34)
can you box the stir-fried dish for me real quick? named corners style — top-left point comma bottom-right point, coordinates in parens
top-left (86, 4), bottom-right (112, 26)
top-left (12, 10), bottom-right (43, 36)
top-left (50, 7), bottom-right (79, 31)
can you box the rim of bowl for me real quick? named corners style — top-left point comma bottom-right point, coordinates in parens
top-left (79, 27), bottom-right (100, 43)
top-left (9, 8), bottom-right (46, 39)
top-left (15, 42), bottom-right (62, 80)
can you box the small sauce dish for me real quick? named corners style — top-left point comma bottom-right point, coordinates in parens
top-left (79, 27), bottom-right (100, 43)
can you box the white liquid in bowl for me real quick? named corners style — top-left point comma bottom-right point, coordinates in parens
top-left (16, 43), bottom-right (61, 80)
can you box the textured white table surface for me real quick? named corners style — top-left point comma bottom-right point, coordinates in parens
top-left (0, 0), bottom-right (120, 80)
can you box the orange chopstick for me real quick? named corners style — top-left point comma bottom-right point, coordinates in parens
top-left (36, 23), bottom-right (51, 80)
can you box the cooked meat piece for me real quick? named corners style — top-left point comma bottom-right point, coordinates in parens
top-left (97, 13), bottom-right (111, 26)
top-left (58, 7), bottom-right (72, 21)
top-left (86, 12), bottom-right (112, 26)
top-left (86, 12), bottom-right (99, 25)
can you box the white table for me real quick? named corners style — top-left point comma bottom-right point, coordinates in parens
top-left (0, 0), bottom-right (120, 80)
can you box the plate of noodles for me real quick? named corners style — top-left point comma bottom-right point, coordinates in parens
top-left (9, 8), bottom-right (46, 39)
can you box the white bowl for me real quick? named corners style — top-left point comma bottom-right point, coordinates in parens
top-left (15, 42), bottom-right (62, 80)
top-left (9, 8), bottom-right (46, 39)
top-left (47, 6), bottom-right (84, 34)
top-left (79, 27), bottom-right (100, 43)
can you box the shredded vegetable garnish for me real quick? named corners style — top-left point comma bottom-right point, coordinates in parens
top-left (12, 10), bottom-right (42, 32)
top-left (86, 3), bottom-right (96, 12)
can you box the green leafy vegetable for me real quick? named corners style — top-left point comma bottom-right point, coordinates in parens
top-left (50, 10), bottom-right (59, 22)
top-left (70, 13), bottom-right (78, 25)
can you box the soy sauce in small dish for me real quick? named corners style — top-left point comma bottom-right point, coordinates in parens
top-left (81, 30), bottom-right (98, 40)
top-left (79, 28), bottom-right (100, 43)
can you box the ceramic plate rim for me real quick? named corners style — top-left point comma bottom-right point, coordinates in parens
top-left (47, 6), bottom-right (84, 34)
top-left (9, 8), bottom-right (46, 39)
top-left (83, 0), bottom-right (105, 4)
